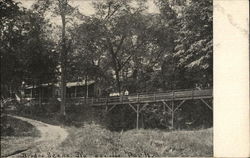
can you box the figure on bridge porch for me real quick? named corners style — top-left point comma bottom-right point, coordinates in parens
top-left (195, 83), bottom-right (202, 90)
top-left (124, 90), bottom-right (129, 96)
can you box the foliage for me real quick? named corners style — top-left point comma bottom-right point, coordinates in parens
top-left (1, 0), bottom-right (213, 94)
top-left (1, 0), bottom-right (213, 130)
top-left (53, 124), bottom-right (212, 157)
top-left (1, 115), bottom-right (40, 137)
top-left (0, 0), bottom-right (57, 98)
top-left (174, 0), bottom-right (213, 86)
top-left (31, 0), bottom-right (79, 116)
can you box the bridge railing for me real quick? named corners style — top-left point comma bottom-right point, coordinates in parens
top-left (22, 89), bottom-right (212, 106)
top-left (88, 89), bottom-right (212, 105)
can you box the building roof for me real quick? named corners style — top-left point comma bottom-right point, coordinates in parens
top-left (66, 80), bottom-right (95, 87)
top-left (25, 80), bottom-right (95, 89)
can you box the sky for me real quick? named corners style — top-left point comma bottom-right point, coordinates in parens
top-left (13, 0), bottom-right (160, 45)
top-left (16, 0), bottom-right (159, 16)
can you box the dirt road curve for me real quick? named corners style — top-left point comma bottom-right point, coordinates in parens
top-left (8, 115), bottom-right (68, 158)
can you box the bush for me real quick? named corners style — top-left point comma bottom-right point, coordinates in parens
top-left (43, 98), bottom-right (60, 113)
top-left (105, 105), bottom-right (136, 131)
top-left (1, 116), bottom-right (40, 137)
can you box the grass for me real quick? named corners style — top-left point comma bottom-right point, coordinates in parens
top-left (1, 115), bottom-right (40, 157)
top-left (1, 137), bottom-right (36, 157)
top-left (1, 115), bottom-right (40, 137)
top-left (7, 111), bottom-right (213, 157)
top-left (54, 123), bottom-right (213, 157)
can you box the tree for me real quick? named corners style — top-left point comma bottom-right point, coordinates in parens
top-left (174, 0), bottom-right (213, 87)
top-left (1, 0), bottom-right (23, 98)
top-left (154, 0), bottom-right (212, 89)
top-left (74, 0), bottom-right (149, 94)
top-left (32, 0), bottom-right (79, 116)
top-left (124, 1), bottom-right (179, 92)
top-left (1, 0), bottom-right (57, 98)
top-left (58, 0), bottom-right (68, 116)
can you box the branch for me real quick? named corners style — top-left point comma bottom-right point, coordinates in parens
top-left (148, 49), bottom-right (164, 68)
top-left (1, 42), bottom-right (15, 53)
top-left (104, 2), bottom-right (121, 21)
top-left (115, 35), bottom-right (126, 55)
top-left (120, 55), bottom-right (133, 70)
top-left (107, 38), bottom-right (119, 69)
top-left (126, 40), bottom-right (145, 53)
top-left (104, 2), bottom-right (111, 20)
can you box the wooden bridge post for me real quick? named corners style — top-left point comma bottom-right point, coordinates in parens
top-left (105, 105), bottom-right (108, 112)
top-left (192, 88), bottom-right (194, 99)
top-left (74, 86), bottom-right (77, 98)
top-left (163, 103), bottom-right (166, 112)
top-left (171, 101), bottom-right (174, 129)
top-left (105, 97), bottom-right (108, 112)
top-left (121, 95), bottom-right (123, 104)
top-left (172, 90), bottom-right (175, 100)
top-left (136, 104), bottom-right (139, 130)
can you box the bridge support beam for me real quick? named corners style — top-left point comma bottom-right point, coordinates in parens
top-left (162, 101), bottom-right (172, 112)
top-left (136, 104), bottom-right (139, 130)
top-left (200, 99), bottom-right (213, 110)
top-left (128, 104), bottom-right (139, 130)
top-left (106, 104), bottom-right (118, 113)
top-left (171, 101), bottom-right (174, 129)
top-left (128, 103), bottom-right (149, 130)
top-left (174, 100), bottom-right (186, 112)
top-left (129, 104), bottom-right (140, 130)
top-left (162, 100), bottom-right (187, 129)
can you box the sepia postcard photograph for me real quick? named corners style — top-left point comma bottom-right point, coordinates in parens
top-left (1, 0), bottom-right (248, 157)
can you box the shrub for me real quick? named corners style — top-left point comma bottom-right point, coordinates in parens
top-left (1, 116), bottom-right (40, 137)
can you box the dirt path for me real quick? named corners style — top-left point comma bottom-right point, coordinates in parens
top-left (8, 115), bottom-right (68, 157)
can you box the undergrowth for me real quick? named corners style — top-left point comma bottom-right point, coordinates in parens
top-left (55, 123), bottom-right (213, 157)
top-left (1, 115), bottom-right (40, 157)
top-left (1, 115), bottom-right (40, 137)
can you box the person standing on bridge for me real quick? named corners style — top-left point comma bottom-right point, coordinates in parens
top-left (124, 89), bottom-right (129, 96)
top-left (195, 83), bottom-right (202, 90)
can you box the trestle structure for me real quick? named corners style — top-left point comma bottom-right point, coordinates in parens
top-left (89, 89), bottom-right (213, 130)
top-left (37, 88), bottom-right (212, 129)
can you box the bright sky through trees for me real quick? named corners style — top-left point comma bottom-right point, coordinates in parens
top-left (15, 0), bottom-right (159, 16)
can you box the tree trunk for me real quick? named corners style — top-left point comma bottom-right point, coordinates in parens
top-left (84, 75), bottom-right (88, 106)
top-left (39, 87), bottom-right (42, 108)
top-left (115, 69), bottom-right (121, 94)
top-left (32, 82), bottom-right (34, 98)
top-left (60, 0), bottom-right (67, 117)
top-left (85, 75), bottom-right (88, 98)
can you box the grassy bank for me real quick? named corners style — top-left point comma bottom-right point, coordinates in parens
top-left (1, 115), bottom-right (40, 157)
top-left (54, 123), bottom-right (213, 157)
top-left (8, 111), bottom-right (213, 157)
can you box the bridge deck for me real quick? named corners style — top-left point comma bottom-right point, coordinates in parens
top-left (68, 89), bottom-right (213, 106)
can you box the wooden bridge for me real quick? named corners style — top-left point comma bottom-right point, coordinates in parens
top-left (68, 88), bottom-right (213, 129)
top-left (78, 88), bottom-right (212, 106)
top-left (32, 88), bottom-right (212, 129)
